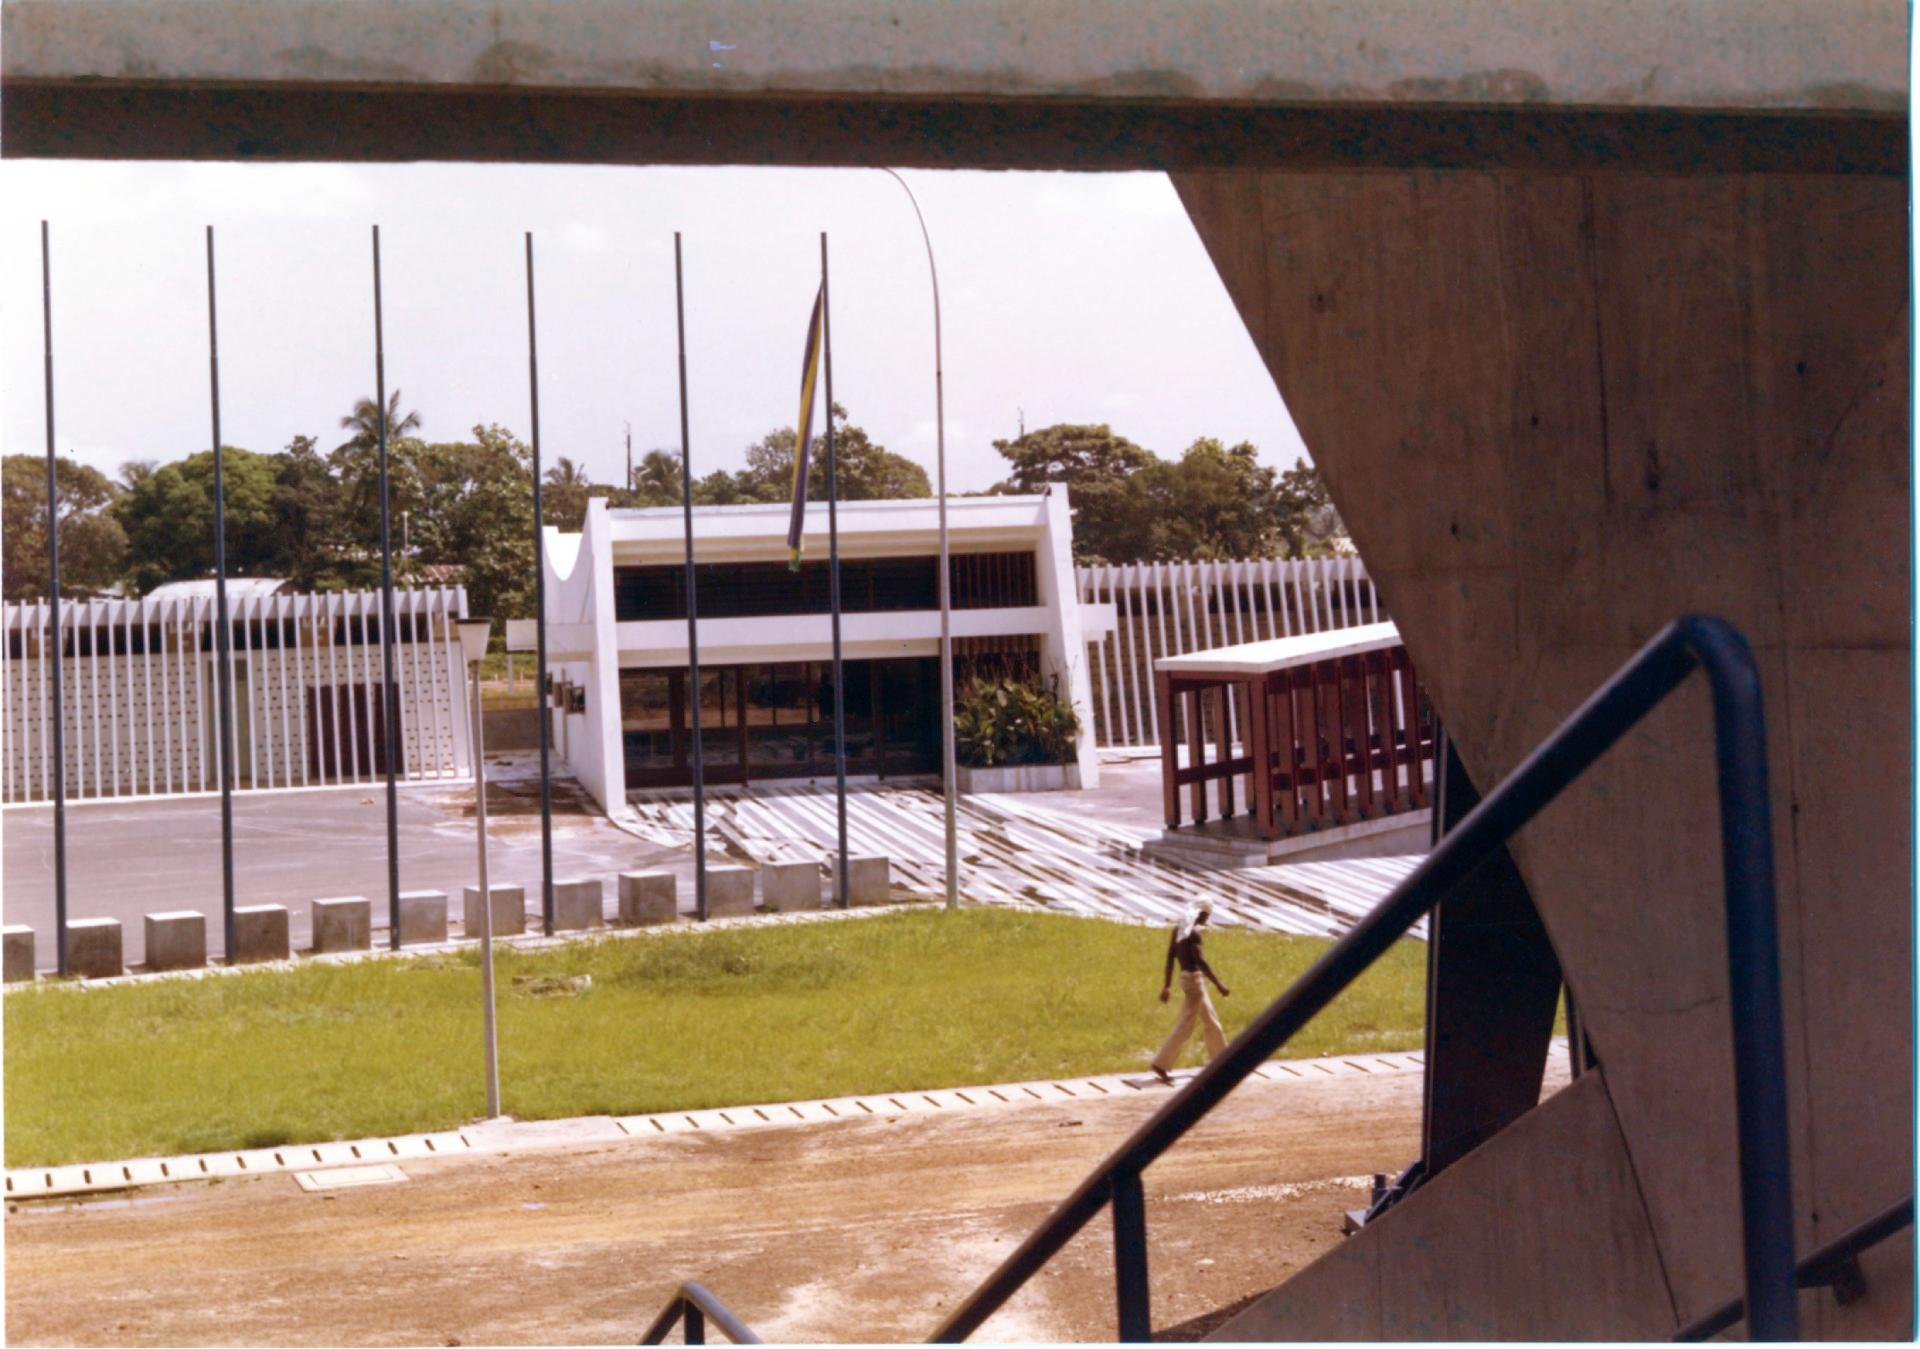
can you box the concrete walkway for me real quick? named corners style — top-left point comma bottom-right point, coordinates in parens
top-left (4, 1044), bottom-right (1469, 1202)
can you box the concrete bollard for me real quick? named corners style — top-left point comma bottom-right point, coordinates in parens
top-left (397, 891), bottom-right (450, 946)
top-left (462, 884), bottom-right (528, 938)
top-left (553, 878), bottom-right (605, 931)
top-left (311, 896), bottom-right (372, 953)
top-left (231, 905), bottom-right (291, 963)
top-left (617, 871), bottom-right (678, 926)
top-left (831, 854), bottom-right (892, 907)
top-left (761, 859), bottom-right (823, 914)
top-left (3, 925), bottom-right (34, 983)
top-left (144, 910), bottom-right (208, 972)
top-left (67, 918), bottom-right (124, 979)
top-left (705, 865), bottom-right (756, 917)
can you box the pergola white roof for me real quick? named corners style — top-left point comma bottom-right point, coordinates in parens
top-left (1154, 620), bottom-right (1401, 676)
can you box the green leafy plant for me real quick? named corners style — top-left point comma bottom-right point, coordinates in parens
top-left (953, 674), bottom-right (1082, 767)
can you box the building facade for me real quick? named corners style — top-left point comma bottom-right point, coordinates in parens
top-left (537, 493), bottom-right (1098, 811)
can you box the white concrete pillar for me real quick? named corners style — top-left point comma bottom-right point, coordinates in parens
top-left (67, 918), bottom-right (124, 979)
top-left (231, 905), bottom-right (291, 964)
top-left (462, 883), bottom-right (528, 938)
top-left (617, 871), bottom-right (679, 925)
top-left (831, 854), bottom-right (891, 907)
top-left (552, 878), bottom-right (606, 931)
top-left (3, 925), bottom-right (35, 982)
top-left (396, 891), bottom-right (449, 946)
top-left (144, 910), bottom-right (208, 972)
top-left (310, 896), bottom-right (372, 953)
top-left (761, 860), bottom-right (823, 914)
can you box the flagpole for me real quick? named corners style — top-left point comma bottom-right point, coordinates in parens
top-left (675, 233), bottom-right (708, 922)
top-left (525, 233), bottom-right (556, 938)
top-left (204, 227), bottom-right (238, 964)
top-left (880, 169), bottom-right (957, 911)
top-left (39, 222), bottom-right (69, 977)
top-left (372, 225), bottom-right (403, 949)
top-left (822, 232), bottom-right (848, 909)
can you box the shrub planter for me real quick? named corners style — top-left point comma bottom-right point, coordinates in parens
top-left (956, 762), bottom-right (1082, 795)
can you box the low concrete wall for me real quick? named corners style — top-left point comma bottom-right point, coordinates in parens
top-left (482, 708), bottom-right (544, 752)
top-left (956, 763), bottom-right (1081, 794)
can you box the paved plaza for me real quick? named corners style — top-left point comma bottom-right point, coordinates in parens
top-left (2, 752), bottom-right (1423, 972)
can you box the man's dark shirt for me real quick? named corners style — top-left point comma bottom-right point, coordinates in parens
top-left (1169, 928), bottom-right (1206, 972)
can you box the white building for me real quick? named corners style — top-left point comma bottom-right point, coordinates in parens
top-left (536, 492), bottom-right (1099, 812)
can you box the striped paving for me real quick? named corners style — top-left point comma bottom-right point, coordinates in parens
top-left (625, 780), bottom-right (1425, 940)
top-left (7, 1046), bottom-right (1471, 1203)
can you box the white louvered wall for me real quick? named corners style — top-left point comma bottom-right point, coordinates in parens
top-left (1, 587), bottom-right (469, 803)
top-left (1075, 556), bottom-right (1381, 748)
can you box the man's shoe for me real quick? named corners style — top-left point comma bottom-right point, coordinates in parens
top-left (1152, 1065), bottom-right (1174, 1086)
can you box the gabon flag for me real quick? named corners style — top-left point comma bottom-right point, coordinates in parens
top-left (786, 283), bottom-right (827, 571)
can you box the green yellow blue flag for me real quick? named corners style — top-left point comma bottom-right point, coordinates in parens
top-left (787, 284), bottom-right (826, 570)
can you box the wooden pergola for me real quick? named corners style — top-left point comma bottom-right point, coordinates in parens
top-left (1153, 622), bottom-right (1434, 841)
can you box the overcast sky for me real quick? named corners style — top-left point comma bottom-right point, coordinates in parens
top-left (1, 161), bottom-right (1308, 495)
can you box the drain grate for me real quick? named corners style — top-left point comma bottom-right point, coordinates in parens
top-left (293, 1164), bottom-right (409, 1193)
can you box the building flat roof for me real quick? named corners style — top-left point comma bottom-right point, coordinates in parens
top-left (1155, 621), bottom-right (1402, 676)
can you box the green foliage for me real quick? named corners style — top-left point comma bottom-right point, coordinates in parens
top-left (35, 392), bottom-right (1349, 612)
top-left (953, 674), bottom-right (1082, 767)
top-left (988, 423), bottom-right (1347, 565)
top-left (408, 425), bottom-right (537, 619)
top-left (335, 389), bottom-right (422, 455)
top-left (989, 423), bottom-right (1154, 564)
top-left (0, 454), bottom-right (127, 600)
top-left (1, 909), bottom-right (1427, 1167)
top-left (627, 448), bottom-right (685, 506)
top-left (541, 456), bottom-right (594, 531)
top-left (112, 446), bottom-right (281, 593)
top-left (733, 403), bottom-right (931, 504)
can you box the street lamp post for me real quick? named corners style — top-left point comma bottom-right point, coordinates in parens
top-left (457, 616), bottom-right (502, 1119)
top-left (881, 168), bottom-right (959, 912)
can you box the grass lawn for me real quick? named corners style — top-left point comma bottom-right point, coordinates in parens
top-left (3, 908), bottom-right (1427, 1168)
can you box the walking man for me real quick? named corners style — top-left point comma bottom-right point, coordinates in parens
top-left (1152, 900), bottom-right (1230, 1085)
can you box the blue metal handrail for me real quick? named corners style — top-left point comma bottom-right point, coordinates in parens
top-left (928, 614), bottom-right (1798, 1342)
top-left (640, 1282), bottom-right (761, 1345)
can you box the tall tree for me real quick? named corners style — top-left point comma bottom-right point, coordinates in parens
top-left (735, 404), bottom-right (931, 504)
top-left (1, 455), bottom-right (127, 601)
top-left (268, 434), bottom-right (351, 590)
top-left (1275, 456), bottom-right (1350, 557)
top-left (406, 424), bottom-right (537, 620)
top-left (1136, 438), bottom-right (1288, 561)
top-left (111, 447), bottom-right (280, 593)
top-left (988, 422), bottom-right (1154, 564)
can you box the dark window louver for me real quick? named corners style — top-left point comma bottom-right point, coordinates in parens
top-left (614, 552), bottom-right (1037, 622)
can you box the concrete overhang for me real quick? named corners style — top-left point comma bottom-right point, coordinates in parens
top-left (3, 1), bottom-right (1905, 170)
top-left (604, 497), bottom-right (1054, 566)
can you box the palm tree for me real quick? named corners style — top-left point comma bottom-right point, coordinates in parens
top-left (336, 389), bottom-right (422, 453)
top-left (541, 457), bottom-right (594, 530)
top-left (632, 449), bottom-right (683, 502)
top-left (544, 457), bottom-right (592, 490)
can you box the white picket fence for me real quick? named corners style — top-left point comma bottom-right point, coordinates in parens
top-left (1076, 557), bottom-right (1382, 748)
top-left (1, 587), bottom-right (470, 804)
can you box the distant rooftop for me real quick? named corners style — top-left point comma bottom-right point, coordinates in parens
top-left (146, 578), bottom-right (288, 601)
